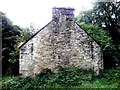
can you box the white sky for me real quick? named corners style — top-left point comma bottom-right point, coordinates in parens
top-left (0, 0), bottom-right (94, 29)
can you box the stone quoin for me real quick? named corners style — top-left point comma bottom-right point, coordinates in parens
top-left (19, 7), bottom-right (103, 77)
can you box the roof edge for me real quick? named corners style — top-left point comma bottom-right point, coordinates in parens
top-left (19, 20), bottom-right (102, 49)
top-left (75, 21), bottom-right (102, 47)
top-left (19, 20), bottom-right (54, 49)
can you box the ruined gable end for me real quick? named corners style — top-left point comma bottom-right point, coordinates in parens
top-left (19, 7), bottom-right (103, 77)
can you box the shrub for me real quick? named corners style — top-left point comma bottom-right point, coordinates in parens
top-left (4, 67), bottom-right (120, 88)
top-left (54, 66), bottom-right (93, 86)
top-left (30, 68), bottom-right (54, 88)
top-left (16, 76), bottom-right (32, 89)
top-left (2, 76), bottom-right (20, 89)
top-left (100, 69), bottom-right (120, 84)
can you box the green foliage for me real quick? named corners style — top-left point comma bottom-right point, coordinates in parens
top-left (1, 11), bottom-right (33, 75)
top-left (1, 76), bottom-right (20, 89)
top-left (16, 77), bottom-right (32, 89)
top-left (76, 2), bottom-right (120, 44)
top-left (33, 68), bottom-right (54, 88)
top-left (54, 66), bottom-right (93, 86)
top-left (79, 22), bottom-right (119, 68)
top-left (76, 2), bottom-right (120, 68)
top-left (1, 67), bottom-right (120, 89)
top-left (79, 22), bottom-right (114, 51)
top-left (1, 12), bottom-right (21, 75)
top-left (100, 69), bottom-right (120, 84)
top-left (17, 28), bottom-right (32, 46)
top-left (1, 66), bottom-right (93, 89)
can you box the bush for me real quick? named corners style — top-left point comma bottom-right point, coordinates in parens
top-left (2, 67), bottom-right (120, 88)
top-left (2, 76), bottom-right (20, 89)
top-left (100, 69), bottom-right (120, 84)
top-left (53, 66), bottom-right (93, 86)
top-left (16, 76), bottom-right (32, 89)
top-left (32, 68), bottom-right (54, 88)
top-left (30, 67), bottom-right (93, 87)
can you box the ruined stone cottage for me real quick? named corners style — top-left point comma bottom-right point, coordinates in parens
top-left (19, 7), bottom-right (103, 77)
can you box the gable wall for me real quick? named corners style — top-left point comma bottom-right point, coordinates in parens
top-left (20, 21), bottom-right (103, 77)
top-left (19, 8), bottom-right (103, 77)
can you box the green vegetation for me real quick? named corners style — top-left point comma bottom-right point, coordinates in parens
top-left (78, 22), bottom-right (119, 69)
top-left (1, 12), bottom-right (32, 75)
top-left (76, 1), bottom-right (120, 68)
top-left (1, 12), bottom-right (20, 75)
top-left (76, 2), bottom-right (120, 45)
top-left (1, 1), bottom-right (120, 89)
top-left (1, 66), bottom-right (120, 89)
top-left (1, 1), bottom-right (120, 76)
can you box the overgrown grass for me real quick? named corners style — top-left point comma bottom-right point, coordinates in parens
top-left (1, 66), bottom-right (120, 89)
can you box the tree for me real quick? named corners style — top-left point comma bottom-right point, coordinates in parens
top-left (79, 22), bottom-right (120, 69)
top-left (76, 2), bottom-right (120, 45)
top-left (76, 2), bottom-right (120, 68)
top-left (1, 12), bottom-right (21, 75)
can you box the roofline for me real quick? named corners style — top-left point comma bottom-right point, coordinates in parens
top-left (19, 20), bottom-right (54, 49)
top-left (19, 20), bottom-right (101, 49)
top-left (75, 21), bottom-right (102, 47)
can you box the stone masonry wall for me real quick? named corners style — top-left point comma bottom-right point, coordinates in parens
top-left (19, 8), bottom-right (103, 77)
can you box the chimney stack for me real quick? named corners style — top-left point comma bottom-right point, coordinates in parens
top-left (52, 7), bottom-right (75, 22)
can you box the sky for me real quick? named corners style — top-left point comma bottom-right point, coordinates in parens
top-left (0, 0), bottom-right (94, 29)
